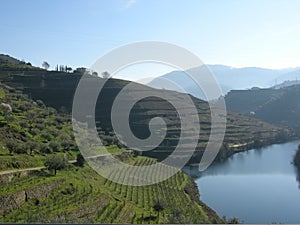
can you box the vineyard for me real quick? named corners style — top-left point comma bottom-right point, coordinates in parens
top-left (0, 156), bottom-right (222, 224)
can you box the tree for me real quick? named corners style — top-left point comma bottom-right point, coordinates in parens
top-left (152, 196), bottom-right (165, 217)
top-left (42, 61), bottom-right (50, 70)
top-left (166, 208), bottom-right (188, 224)
top-left (40, 143), bottom-right (51, 154)
top-left (49, 141), bottom-right (60, 152)
top-left (92, 71), bottom-right (98, 76)
top-left (6, 139), bottom-right (18, 154)
top-left (26, 141), bottom-right (37, 155)
top-left (66, 67), bottom-right (72, 73)
top-left (76, 153), bottom-right (85, 167)
top-left (101, 71), bottom-right (110, 79)
top-left (226, 217), bottom-right (241, 224)
top-left (74, 67), bottom-right (87, 74)
top-left (44, 155), bottom-right (68, 175)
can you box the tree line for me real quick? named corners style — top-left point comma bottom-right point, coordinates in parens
top-left (42, 61), bottom-right (110, 78)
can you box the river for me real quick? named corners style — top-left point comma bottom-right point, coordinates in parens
top-left (185, 140), bottom-right (300, 223)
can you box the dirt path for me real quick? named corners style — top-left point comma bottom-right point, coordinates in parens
top-left (0, 160), bottom-right (77, 176)
top-left (0, 166), bottom-right (45, 175)
top-left (0, 151), bottom-right (129, 176)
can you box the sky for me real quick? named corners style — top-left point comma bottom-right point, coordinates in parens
top-left (1, 0), bottom-right (300, 79)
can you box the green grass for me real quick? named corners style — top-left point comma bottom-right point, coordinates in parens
top-left (0, 89), bottom-right (5, 99)
top-left (0, 154), bottom-right (45, 171)
top-left (0, 156), bottom-right (222, 224)
top-left (106, 145), bottom-right (124, 154)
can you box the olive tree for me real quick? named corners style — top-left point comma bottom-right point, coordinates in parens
top-left (44, 155), bottom-right (68, 175)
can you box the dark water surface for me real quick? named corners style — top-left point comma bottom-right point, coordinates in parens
top-left (186, 140), bottom-right (300, 223)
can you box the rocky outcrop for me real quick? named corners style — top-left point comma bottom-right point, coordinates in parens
top-left (0, 190), bottom-right (26, 215)
top-left (0, 103), bottom-right (12, 113)
top-left (0, 171), bottom-right (29, 184)
top-left (0, 178), bottom-right (66, 215)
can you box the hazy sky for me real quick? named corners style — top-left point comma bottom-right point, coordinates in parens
top-left (1, 0), bottom-right (300, 76)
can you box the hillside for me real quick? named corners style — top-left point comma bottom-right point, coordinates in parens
top-left (0, 54), bottom-right (42, 72)
top-left (225, 84), bottom-right (300, 131)
top-left (0, 83), bottom-right (223, 223)
top-left (0, 58), bottom-right (292, 164)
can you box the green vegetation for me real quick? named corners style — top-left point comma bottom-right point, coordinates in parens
top-left (44, 155), bottom-right (69, 175)
top-left (0, 79), bottom-right (222, 223)
top-left (0, 85), bottom-right (77, 169)
top-left (76, 153), bottom-right (85, 167)
top-left (0, 54), bottom-right (293, 223)
top-left (0, 83), bottom-right (126, 171)
top-left (0, 156), bottom-right (222, 223)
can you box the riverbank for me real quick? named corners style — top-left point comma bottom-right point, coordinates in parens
top-left (191, 140), bottom-right (300, 223)
top-left (216, 134), bottom-right (297, 162)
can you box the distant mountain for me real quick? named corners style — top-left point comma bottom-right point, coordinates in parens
top-left (225, 84), bottom-right (300, 130)
top-left (147, 65), bottom-right (299, 100)
top-left (271, 69), bottom-right (300, 85)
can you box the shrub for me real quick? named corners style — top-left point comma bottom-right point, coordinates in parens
top-left (29, 128), bottom-right (40, 135)
top-left (47, 107), bottom-right (57, 115)
top-left (26, 141), bottom-right (37, 155)
top-left (5, 139), bottom-right (18, 154)
top-left (152, 196), bottom-right (165, 212)
top-left (41, 132), bottom-right (52, 141)
top-left (35, 123), bottom-right (45, 131)
top-left (49, 141), bottom-right (60, 152)
top-left (36, 100), bottom-right (46, 108)
top-left (166, 208), bottom-right (189, 224)
top-left (40, 143), bottom-right (51, 154)
top-left (5, 139), bottom-right (27, 154)
top-left (19, 120), bottom-right (29, 128)
top-left (76, 153), bottom-right (85, 167)
top-left (61, 140), bottom-right (71, 150)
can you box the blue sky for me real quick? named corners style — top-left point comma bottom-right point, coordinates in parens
top-left (1, 0), bottom-right (300, 75)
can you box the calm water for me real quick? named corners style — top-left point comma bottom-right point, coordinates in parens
top-left (186, 140), bottom-right (300, 224)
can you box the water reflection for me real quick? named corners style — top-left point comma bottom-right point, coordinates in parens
top-left (295, 167), bottom-right (300, 189)
top-left (186, 145), bottom-right (298, 178)
top-left (188, 140), bottom-right (300, 223)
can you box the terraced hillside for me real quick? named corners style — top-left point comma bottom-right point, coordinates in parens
top-left (0, 56), bottom-right (293, 164)
top-left (0, 83), bottom-right (222, 223)
top-left (0, 70), bottom-right (292, 164)
top-left (0, 156), bottom-right (221, 224)
top-left (225, 85), bottom-right (300, 131)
